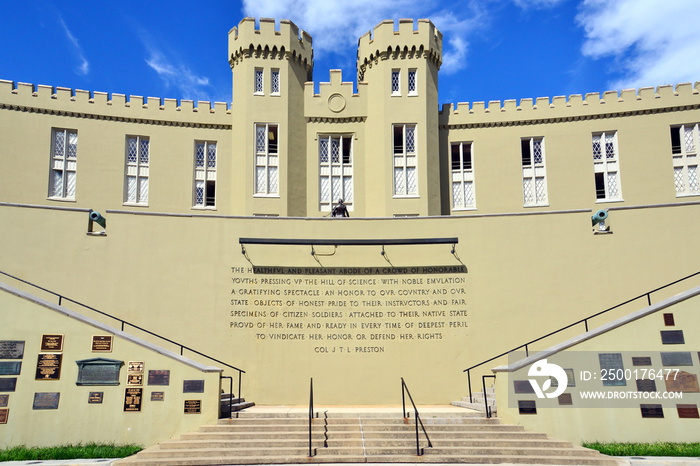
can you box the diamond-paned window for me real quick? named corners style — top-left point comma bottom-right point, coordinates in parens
top-left (393, 124), bottom-right (418, 196)
top-left (319, 135), bottom-right (353, 212)
top-left (271, 69), bottom-right (280, 95)
top-left (193, 141), bottom-right (216, 207)
top-left (254, 69), bottom-right (264, 95)
top-left (124, 136), bottom-right (149, 204)
top-left (408, 69), bottom-right (417, 95)
top-left (49, 128), bottom-right (78, 200)
top-left (522, 137), bottom-right (548, 206)
top-left (671, 124), bottom-right (700, 196)
top-left (391, 70), bottom-right (400, 95)
top-left (255, 124), bottom-right (279, 196)
top-left (451, 141), bottom-right (475, 210)
top-left (592, 131), bottom-right (622, 201)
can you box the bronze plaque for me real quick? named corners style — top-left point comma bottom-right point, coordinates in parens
top-left (665, 371), bottom-right (700, 393)
top-left (661, 330), bottom-right (685, 345)
top-left (123, 388), bottom-right (143, 412)
top-left (76, 358), bottom-right (123, 386)
top-left (127, 374), bottom-right (143, 386)
top-left (518, 400), bottom-right (537, 415)
top-left (33, 392), bottom-right (60, 410)
top-left (0, 361), bottom-right (21, 376)
top-left (35, 353), bottom-right (62, 380)
top-left (91, 336), bottom-right (113, 352)
top-left (148, 370), bottom-right (170, 386)
top-left (151, 391), bottom-right (165, 401)
top-left (640, 404), bottom-right (664, 418)
top-left (677, 404), bottom-right (699, 419)
top-left (127, 361), bottom-right (144, 373)
top-left (632, 357), bottom-right (652, 366)
top-left (661, 352), bottom-right (693, 366)
top-left (0, 378), bottom-right (17, 392)
top-left (663, 313), bottom-right (675, 326)
top-left (513, 380), bottom-right (535, 394)
top-left (88, 392), bottom-right (104, 404)
top-left (0, 394), bottom-right (8, 407)
top-left (41, 334), bottom-right (64, 352)
top-left (183, 379), bottom-right (204, 393)
top-left (184, 399), bottom-right (201, 414)
top-left (636, 379), bottom-right (657, 392)
top-left (558, 393), bottom-right (573, 405)
top-left (0, 408), bottom-right (7, 424)
top-left (0, 341), bottom-right (24, 359)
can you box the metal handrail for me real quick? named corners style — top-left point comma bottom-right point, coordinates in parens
top-left (482, 375), bottom-right (495, 418)
top-left (401, 377), bottom-right (433, 456)
top-left (463, 270), bottom-right (700, 403)
top-left (0, 270), bottom-right (246, 392)
top-left (308, 378), bottom-right (315, 457)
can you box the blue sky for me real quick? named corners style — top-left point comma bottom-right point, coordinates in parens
top-left (1, 0), bottom-right (698, 107)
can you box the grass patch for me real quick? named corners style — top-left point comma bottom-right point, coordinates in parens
top-left (0, 443), bottom-right (142, 461)
top-left (583, 442), bottom-right (700, 457)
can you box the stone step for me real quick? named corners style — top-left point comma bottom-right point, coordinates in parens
top-left (217, 416), bottom-right (502, 426)
top-left (181, 429), bottom-right (550, 440)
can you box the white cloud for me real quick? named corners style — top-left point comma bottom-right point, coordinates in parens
top-left (144, 48), bottom-right (213, 102)
top-left (577, 0), bottom-right (700, 89)
top-left (512, 0), bottom-right (565, 9)
top-left (56, 15), bottom-right (89, 76)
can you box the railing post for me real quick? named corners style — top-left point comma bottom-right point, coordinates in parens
top-left (401, 378), bottom-right (407, 418)
top-left (467, 370), bottom-right (472, 403)
top-left (647, 293), bottom-right (652, 306)
top-left (584, 319), bottom-right (589, 332)
top-left (308, 377), bottom-right (314, 457)
top-left (482, 375), bottom-right (495, 418)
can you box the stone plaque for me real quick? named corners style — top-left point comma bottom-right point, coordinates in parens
top-left (636, 379), bottom-right (657, 392)
top-left (518, 400), bottom-right (537, 415)
top-left (661, 352), bottom-right (693, 367)
top-left (513, 380), bottom-right (535, 394)
top-left (632, 357), bottom-right (652, 366)
top-left (0, 408), bottom-right (7, 424)
top-left (551, 368), bottom-right (575, 387)
top-left (32, 392), bottom-right (60, 410)
top-left (0, 361), bottom-right (21, 376)
top-left (677, 404), bottom-right (699, 419)
top-left (0, 378), bottom-right (17, 392)
top-left (665, 371), bottom-right (700, 393)
top-left (35, 353), bottom-right (62, 380)
top-left (184, 400), bottom-right (202, 414)
top-left (0, 395), bottom-right (8, 407)
top-left (663, 313), bottom-right (675, 326)
top-left (599, 353), bottom-right (626, 386)
top-left (661, 330), bottom-right (685, 345)
top-left (151, 391), bottom-right (165, 401)
top-left (127, 374), bottom-right (143, 386)
top-left (123, 388), bottom-right (143, 412)
top-left (148, 370), bottom-right (170, 386)
top-left (76, 358), bottom-right (123, 386)
top-left (127, 361), bottom-right (144, 373)
top-left (0, 341), bottom-right (24, 359)
top-left (183, 379), bottom-right (204, 393)
top-left (88, 392), bottom-right (104, 404)
top-left (640, 404), bottom-right (664, 418)
top-left (91, 336), bottom-right (113, 352)
top-left (41, 334), bottom-right (64, 352)
top-left (558, 393), bottom-right (573, 405)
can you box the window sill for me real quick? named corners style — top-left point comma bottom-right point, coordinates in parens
top-left (676, 193), bottom-right (700, 198)
top-left (391, 93), bottom-right (402, 97)
top-left (595, 198), bottom-right (624, 204)
top-left (523, 204), bottom-right (550, 208)
top-left (123, 202), bottom-right (149, 208)
top-left (192, 206), bottom-right (217, 211)
top-left (253, 194), bottom-right (280, 198)
top-left (47, 197), bottom-right (76, 203)
top-left (452, 207), bottom-right (477, 212)
top-left (408, 93), bottom-right (418, 97)
top-left (393, 195), bottom-right (420, 199)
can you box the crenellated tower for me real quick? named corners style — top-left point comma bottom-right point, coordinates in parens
top-left (357, 19), bottom-right (443, 216)
top-left (228, 17), bottom-right (313, 216)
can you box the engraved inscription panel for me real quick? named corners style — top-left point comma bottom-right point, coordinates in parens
top-left (88, 392), bottom-right (104, 404)
top-left (91, 336), bottom-right (113, 352)
top-left (76, 358), bottom-right (123, 386)
top-left (183, 380), bottom-right (204, 393)
top-left (636, 379), bottom-right (657, 392)
top-left (0, 378), bottom-right (17, 392)
top-left (599, 353), bottom-right (626, 386)
top-left (661, 352), bottom-right (693, 366)
top-left (184, 399), bottom-right (202, 414)
top-left (35, 354), bottom-right (62, 380)
top-left (660, 330), bottom-right (685, 345)
top-left (148, 370), bottom-right (170, 386)
top-left (0, 361), bottom-right (21, 376)
top-left (665, 371), bottom-right (700, 393)
top-left (151, 391), bottom-right (165, 401)
top-left (33, 392), bottom-right (60, 410)
top-left (41, 335), bottom-right (64, 352)
top-left (0, 408), bottom-right (7, 424)
top-left (640, 404), bottom-right (664, 418)
top-left (513, 380), bottom-right (535, 394)
top-left (124, 388), bottom-right (143, 412)
top-left (0, 395), bottom-right (8, 407)
top-left (0, 341), bottom-right (24, 359)
top-left (632, 357), bottom-right (652, 366)
top-left (518, 400), bottom-right (537, 415)
top-left (558, 393), bottom-right (573, 405)
top-left (677, 404), bottom-right (699, 419)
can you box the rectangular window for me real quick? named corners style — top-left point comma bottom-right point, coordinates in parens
top-left (271, 69), bottom-right (280, 95)
top-left (671, 124), bottom-right (699, 196)
top-left (193, 141), bottom-right (217, 208)
top-left (254, 68), bottom-right (264, 95)
top-left (592, 131), bottom-right (622, 201)
top-left (393, 124), bottom-right (417, 196)
top-left (451, 142), bottom-right (475, 209)
top-left (319, 135), bottom-right (353, 212)
top-left (521, 137), bottom-right (548, 206)
top-left (408, 69), bottom-right (417, 95)
top-left (255, 124), bottom-right (279, 195)
top-left (48, 128), bottom-right (78, 200)
top-left (124, 136), bottom-right (149, 205)
top-left (391, 69), bottom-right (401, 95)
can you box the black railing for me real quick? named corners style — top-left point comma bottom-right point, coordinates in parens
top-left (401, 378), bottom-right (433, 456)
top-left (482, 375), bottom-right (495, 418)
top-left (463, 270), bottom-right (700, 404)
top-left (0, 270), bottom-right (246, 397)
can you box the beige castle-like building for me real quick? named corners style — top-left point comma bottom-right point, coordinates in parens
top-left (1, 17), bottom-right (700, 450)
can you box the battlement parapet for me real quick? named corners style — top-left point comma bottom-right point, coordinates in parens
top-left (305, 69), bottom-right (367, 121)
top-left (229, 18), bottom-right (313, 72)
top-left (439, 82), bottom-right (700, 127)
top-left (357, 19), bottom-right (442, 78)
top-left (0, 80), bottom-right (231, 128)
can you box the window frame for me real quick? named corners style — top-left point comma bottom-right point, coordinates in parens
top-left (124, 135), bottom-right (150, 206)
top-left (450, 141), bottom-right (476, 210)
top-left (318, 134), bottom-right (354, 212)
top-left (48, 128), bottom-right (78, 201)
top-left (671, 124), bottom-right (700, 197)
top-left (592, 131), bottom-right (623, 202)
top-left (392, 124), bottom-right (418, 197)
top-left (193, 140), bottom-right (217, 209)
top-left (254, 123), bottom-right (280, 197)
top-left (407, 69), bottom-right (417, 96)
top-left (391, 69), bottom-right (401, 96)
top-left (254, 68), bottom-right (264, 95)
top-left (521, 137), bottom-right (548, 207)
top-left (270, 68), bottom-right (280, 96)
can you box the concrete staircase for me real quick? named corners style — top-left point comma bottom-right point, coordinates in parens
top-left (115, 407), bottom-right (621, 465)
top-left (451, 388), bottom-right (497, 415)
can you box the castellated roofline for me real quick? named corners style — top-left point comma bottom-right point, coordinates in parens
top-left (0, 80), bottom-right (231, 128)
top-left (229, 17), bottom-right (313, 71)
top-left (304, 69), bottom-right (367, 121)
top-left (439, 82), bottom-right (700, 127)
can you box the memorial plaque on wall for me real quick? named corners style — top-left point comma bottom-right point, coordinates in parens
top-left (0, 341), bottom-right (24, 359)
top-left (0, 378), bottom-right (17, 392)
top-left (88, 392), bottom-right (104, 404)
top-left (635, 379), bottom-right (657, 392)
top-left (518, 400), bottom-right (537, 415)
top-left (0, 395), bottom-right (8, 407)
top-left (558, 393), bottom-right (573, 405)
top-left (551, 369), bottom-right (576, 387)
top-left (76, 358), bottom-right (123, 386)
top-left (640, 404), bottom-right (664, 418)
top-left (664, 371), bottom-right (700, 393)
top-left (660, 330), bottom-right (685, 344)
top-left (599, 353), bottom-right (626, 386)
top-left (32, 392), bottom-right (60, 410)
top-left (35, 353), bottom-right (62, 380)
top-left (123, 388), bottom-right (143, 412)
top-left (184, 400), bottom-right (201, 414)
top-left (0, 361), bottom-right (21, 376)
top-left (183, 379), bottom-right (204, 393)
top-left (677, 404), bottom-right (699, 419)
top-left (127, 374), bottom-right (143, 386)
top-left (663, 313), bottom-right (675, 326)
top-left (661, 352), bottom-right (693, 366)
top-left (513, 380), bottom-right (535, 394)
top-left (91, 336), bottom-right (113, 352)
top-left (148, 370), bottom-right (170, 386)
top-left (40, 334), bottom-right (64, 352)
top-left (151, 391), bottom-right (164, 401)
top-left (632, 357), bottom-right (652, 366)
top-left (0, 408), bottom-right (7, 424)
top-left (127, 361), bottom-right (144, 373)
